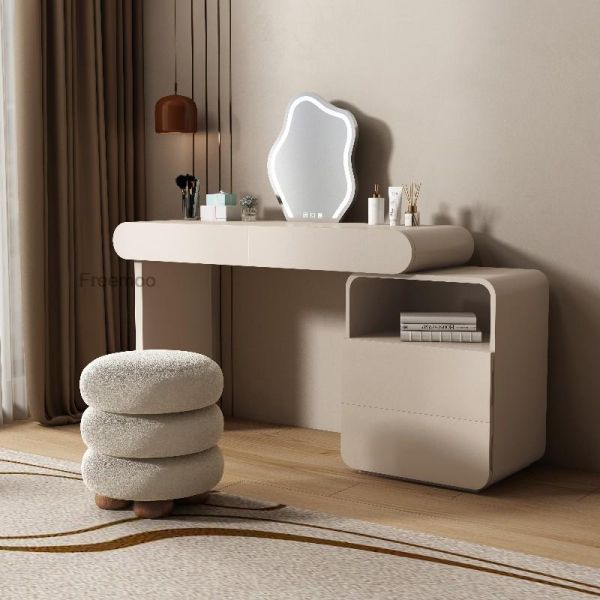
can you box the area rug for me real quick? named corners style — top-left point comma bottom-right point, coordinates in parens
top-left (1, 449), bottom-right (599, 599)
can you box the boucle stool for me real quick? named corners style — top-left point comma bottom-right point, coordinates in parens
top-left (81, 405), bottom-right (224, 458)
top-left (80, 350), bottom-right (225, 519)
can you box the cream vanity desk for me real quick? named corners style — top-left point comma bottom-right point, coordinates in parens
top-left (114, 221), bottom-right (548, 491)
top-left (114, 93), bottom-right (548, 490)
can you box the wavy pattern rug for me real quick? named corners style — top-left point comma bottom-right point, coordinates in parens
top-left (1, 448), bottom-right (599, 599)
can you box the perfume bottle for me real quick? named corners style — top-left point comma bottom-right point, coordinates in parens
top-left (368, 184), bottom-right (385, 225)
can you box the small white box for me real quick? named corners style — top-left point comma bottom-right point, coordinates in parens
top-left (201, 205), bottom-right (241, 222)
top-left (201, 205), bottom-right (216, 221)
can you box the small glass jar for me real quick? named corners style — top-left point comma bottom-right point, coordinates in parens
top-left (241, 205), bottom-right (257, 222)
top-left (404, 206), bottom-right (420, 227)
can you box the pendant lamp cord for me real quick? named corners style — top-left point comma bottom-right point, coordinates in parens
top-left (217, 0), bottom-right (221, 190)
top-left (173, 0), bottom-right (178, 94)
top-left (191, 0), bottom-right (195, 176)
top-left (204, 0), bottom-right (208, 188)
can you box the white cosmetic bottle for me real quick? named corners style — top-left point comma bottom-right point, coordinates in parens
top-left (368, 184), bottom-right (385, 225)
top-left (388, 186), bottom-right (402, 226)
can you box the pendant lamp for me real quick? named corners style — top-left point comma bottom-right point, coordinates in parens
top-left (155, 0), bottom-right (197, 133)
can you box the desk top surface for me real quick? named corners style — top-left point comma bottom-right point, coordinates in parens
top-left (113, 220), bottom-right (475, 275)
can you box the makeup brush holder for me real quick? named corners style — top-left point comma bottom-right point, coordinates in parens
top-left (183, 192), bottom-right (200, 220)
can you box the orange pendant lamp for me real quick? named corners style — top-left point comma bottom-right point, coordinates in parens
top-left (155, 93), bottom-right (197, 133)
top-left (155, 0), bottom-right (197, 133)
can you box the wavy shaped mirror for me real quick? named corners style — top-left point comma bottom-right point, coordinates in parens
top-left (268, 93), bottom-right (357, 222)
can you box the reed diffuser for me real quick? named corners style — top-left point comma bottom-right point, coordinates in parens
top-left (403, 182), bottom-right (422, 227)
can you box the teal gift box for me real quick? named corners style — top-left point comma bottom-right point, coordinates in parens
top-left (206, 191), bottom-right (237, 206)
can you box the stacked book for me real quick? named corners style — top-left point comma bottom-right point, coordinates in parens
top-left (400, 312), bottom-right (482, 343)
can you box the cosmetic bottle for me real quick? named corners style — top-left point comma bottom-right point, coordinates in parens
top-left (368, 184), bottom-right (385, 225)
top-left (388, 186), bottom-right (402, 226)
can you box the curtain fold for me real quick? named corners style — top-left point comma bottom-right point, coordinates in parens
top-left (15, 0), bottom-right (145, 425)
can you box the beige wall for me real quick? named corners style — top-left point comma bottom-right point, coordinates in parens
top-left (145, 0), bottom-right (600, 470)
top-left (230, 0), bottom-right (600, 469)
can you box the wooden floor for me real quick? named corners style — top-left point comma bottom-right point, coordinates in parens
top-left (1, 418), bottom-right (599, 568)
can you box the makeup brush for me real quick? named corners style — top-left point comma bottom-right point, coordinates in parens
top-left (183, 174), bottom-right (191, 199)
top-left (175, 174), bottom-right (187, 190)
top-left (175, 174), bottom-right (188, 214)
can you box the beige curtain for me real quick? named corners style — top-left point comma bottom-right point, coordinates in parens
top-left (14, 0), bottom-right (145, 425)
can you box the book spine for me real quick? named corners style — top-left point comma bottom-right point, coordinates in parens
top-left (400, 331), bottom-right (483, 343)
top-left (400, 313), bottom-right (476, 325)
top-left (401, 323), bottom-right (477, 331)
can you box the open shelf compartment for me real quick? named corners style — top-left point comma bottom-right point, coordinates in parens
top-left (346, 273), bottom-right (493, 351)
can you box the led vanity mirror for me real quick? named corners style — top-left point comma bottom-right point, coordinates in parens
top-left (268, 93), bottom-right (358, 221)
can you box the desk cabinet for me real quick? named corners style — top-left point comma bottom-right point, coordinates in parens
top-left (341, 267), bottom-right (549, 490)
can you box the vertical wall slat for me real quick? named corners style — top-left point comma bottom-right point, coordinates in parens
top-left (193, 0), bottom-right (207, 194)
top-left (176, 0), bottom-right (194, 175)
top-left (205, 0), bottom-right (221, 192)
top-left (217, 0), bottom-right (233, 415)
top-left (219, 0), bottom-right (232, 191)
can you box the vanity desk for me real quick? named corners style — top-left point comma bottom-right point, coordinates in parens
top-left (113, 220), bottom-right (548, 491)
top-left (116, 92), bottom-right (547, 491)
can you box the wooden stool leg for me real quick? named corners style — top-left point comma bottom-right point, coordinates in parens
top-left (95, 495), bottom-right (132, 511)
top-left (133, 500), bottom-right (175, 519)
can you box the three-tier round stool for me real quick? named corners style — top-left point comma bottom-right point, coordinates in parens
top-left (80, 349), bottom-right (224, 518)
